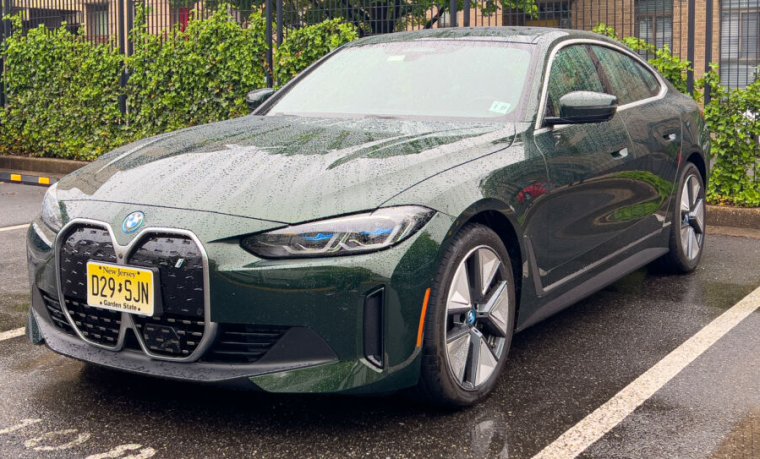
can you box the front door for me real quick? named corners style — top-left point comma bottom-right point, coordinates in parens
top-left (527, 44), bottom-right (640, 293)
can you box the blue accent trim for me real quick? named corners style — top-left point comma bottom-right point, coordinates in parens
top-left (303, 233), bottom-right (333, 242)
top-left (361, 228), bottom-right (393, 237)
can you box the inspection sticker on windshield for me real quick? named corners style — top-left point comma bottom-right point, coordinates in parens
top-left (387, 55), bottom-right (405, 62)
top-left (489, 101), bottom-right (512, 114)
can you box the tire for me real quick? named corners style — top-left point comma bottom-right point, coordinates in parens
top-left (416, 224), bottom-right (516, 407)
top-left (656, 162), bottom-right (706, 274)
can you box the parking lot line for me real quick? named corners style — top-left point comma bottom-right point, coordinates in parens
top-left (0, 327), bottom-right (25, 342)
top-left (0, 224), bottom-right (29, 233)
top-left (533, 284), bottom-right (760, 459)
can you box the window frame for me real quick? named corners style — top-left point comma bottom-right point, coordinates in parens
top-left (535, 38), bottom-right (667, 130)
top-left (737, 9), bottom-right (760, 63)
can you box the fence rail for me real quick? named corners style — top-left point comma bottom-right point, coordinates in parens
top-left (1, 0), bottom-right (759, 107)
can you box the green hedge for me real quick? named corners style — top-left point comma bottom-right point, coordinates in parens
top-left (0, 8), bottom-right (358, 160)
top-left (0, 18), bottom-right (128, 160)
top-left (701, 69), bottom-right (760, 207)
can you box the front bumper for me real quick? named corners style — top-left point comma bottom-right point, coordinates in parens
top-left (27, 204), bottom-right (453, 394)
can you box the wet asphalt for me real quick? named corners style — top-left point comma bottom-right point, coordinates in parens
top-left (1, 183), bottom-right (760, 458)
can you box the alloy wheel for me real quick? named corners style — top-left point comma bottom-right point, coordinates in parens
top-left (444, 245), bottom-right (510, 390)
top-left (680, 174), bottom-right (705, 261)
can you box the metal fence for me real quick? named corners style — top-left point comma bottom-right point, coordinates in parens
top-left (1, 0), bottom-right (759, 107)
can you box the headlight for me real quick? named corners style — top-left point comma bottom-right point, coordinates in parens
top-left (241, 206), bottom-right (435, 258)
top-left (41, 183), bottom-right (63, 232)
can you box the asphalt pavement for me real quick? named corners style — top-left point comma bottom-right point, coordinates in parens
top-left (1, 183), bottom-right (760, 458)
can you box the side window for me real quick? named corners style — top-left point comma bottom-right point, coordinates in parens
top-left (545, 45), bottom-right (605, 118)
top-left (589, 45), bottom-right (661, 105)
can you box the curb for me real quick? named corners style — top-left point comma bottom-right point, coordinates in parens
top-left (0, 155), bottom-right (87, 175)
top-left (0, 171), bottom-right (56, 187)
top-left (707, 205), bottom-right (760, 230)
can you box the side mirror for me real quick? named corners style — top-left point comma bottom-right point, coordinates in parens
top-left (246, 88), bottom-right (275, 111)
top-left (545, 91), bottom-right (618, 126)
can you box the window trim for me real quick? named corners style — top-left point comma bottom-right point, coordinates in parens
top-left (535, 38), bottom-right (668, 131)
top-left (737, 9), bottom-right (760, 63)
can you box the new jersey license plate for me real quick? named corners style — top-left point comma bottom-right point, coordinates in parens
top-left (86, 261), bottom-right (155, 316)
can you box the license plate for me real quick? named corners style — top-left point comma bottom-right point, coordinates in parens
top-left (86, 261), bottom-right (155, 316)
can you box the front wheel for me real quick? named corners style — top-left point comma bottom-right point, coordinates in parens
top-left (656, 162), bottom-right (706, 273)
top-left (417, 224), bottom-right (516, 407)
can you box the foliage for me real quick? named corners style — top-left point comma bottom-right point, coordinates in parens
top-left (127, 6), bottom-right (269, 137)
top-left (0, 8), bottom-right (358, 159)
top-left (280, 0), bottom-right (537, 36)
top-left (699, 66), bottom-right (760, 207)
top-left (592, 23), bottom-right (691, 94)
top-left (274, 18), bottom-right (358, 86)
top-left (0, 16), bottom-right (128, 160)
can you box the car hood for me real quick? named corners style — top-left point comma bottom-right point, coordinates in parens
top-left (58, 115), bottom-right (515, 223)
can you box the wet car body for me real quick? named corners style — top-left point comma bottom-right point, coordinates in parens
top-left (26, 27), bottom-right (709, 397)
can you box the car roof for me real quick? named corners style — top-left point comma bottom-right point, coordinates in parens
top-left (346, 27), bottom-right (612, 46)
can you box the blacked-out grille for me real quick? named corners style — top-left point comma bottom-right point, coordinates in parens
top-left (59, 225), bottom-right (122, 346)
top-left (133, 314), bottom-right (205, 357)
top-left (205, 324), bottom-right (289, 363)
top-left (127, 234), bottom-right (206, 358)
top-left (41, 292), bottom-right (75, 335)
top-left (66, 298), bottom-right (121, 345)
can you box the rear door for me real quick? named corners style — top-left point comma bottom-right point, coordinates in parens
top-left (529, 44), bottom-right (639, 292)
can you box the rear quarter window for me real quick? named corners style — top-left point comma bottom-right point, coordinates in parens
top-left (590, 45), bottom-right (661, 105)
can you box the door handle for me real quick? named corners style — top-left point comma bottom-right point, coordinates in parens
top-left (610, 148), bottom-right (629, 160)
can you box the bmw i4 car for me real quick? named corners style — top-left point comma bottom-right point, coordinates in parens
top-left (26, 27), bottom-right (709, 406)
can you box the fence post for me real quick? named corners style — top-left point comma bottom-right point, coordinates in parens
top-left (265, 0), bottom-right (273, 87)
top-left (686, 0), bottom-right (695, 96)
top-left (704, 0), bottom-right (713, 105)
top-left (463, 0), bottom-right (470, 27)
top-left (117, 0), bottom-right (129, 116)
top-left (449, 0), bottom-right (457, 27)
top-left (276, 0), bottom-right (283, 46)
top-left (0, 0), bottom-right (8, 108)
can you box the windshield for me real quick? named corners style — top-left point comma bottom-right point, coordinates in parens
top-left (266, 41), bottom-right (534, 120)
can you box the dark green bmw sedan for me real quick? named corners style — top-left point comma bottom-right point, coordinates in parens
top-left (26, 27), bottom-right (709, 406)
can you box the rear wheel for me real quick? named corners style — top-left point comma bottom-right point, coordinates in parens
top-left (657, 162), bottom-right (706, 273)
top-left (417, 224), bottom-right (516, 407)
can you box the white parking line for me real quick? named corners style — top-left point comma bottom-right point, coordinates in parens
top-left (533, 284), bottom-right (760, 459)
top-left (0, 327), bottom-right (26, 342)
top-left (0, 223), bottom-right (29, 233)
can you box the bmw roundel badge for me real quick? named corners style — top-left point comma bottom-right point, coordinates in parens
top-left (122, 211), bottom-right (145, 234)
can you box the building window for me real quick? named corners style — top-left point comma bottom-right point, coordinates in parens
top-left (527, 1), bottom-right (572, 29)
top-left (635, 0), bottom-right (673, 52)
top-left (721, 1), bottom-right (760, 88)
top-left (87, 3), bottom-right (109, 43)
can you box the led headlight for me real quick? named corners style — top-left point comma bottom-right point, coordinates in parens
top-left (242, 206), bottom-right (435, 258)
top-left (40, 183), bottom-right (63, 232)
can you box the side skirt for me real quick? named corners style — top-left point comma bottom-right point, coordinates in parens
top-left (516, 244), bottom-right (668, 331)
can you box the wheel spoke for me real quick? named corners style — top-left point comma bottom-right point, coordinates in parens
top-left (476, 248), bottom-right (502, 297)
top-left (680, 181), bottom-right (691, 213)
top-left (477, 281), bottom-right (510, 337)
top-left (691, 198), bottom-right (705, 234)
top-left (688, 228), bottom-right (700, 260)
top-left (468, 329), bottom-right (499, 387)
top-left (447, 262), bottom-right (472, 315)
top-left (689, 176), bottom-right (701, 209)
top-left (446, 326), bottom-right (471, 383)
